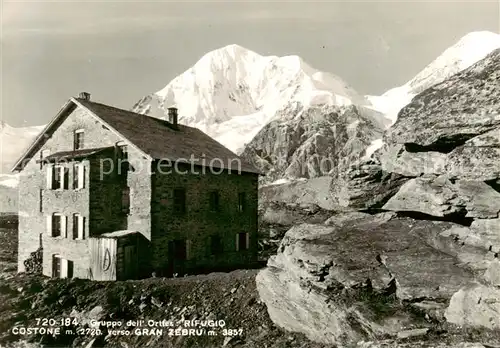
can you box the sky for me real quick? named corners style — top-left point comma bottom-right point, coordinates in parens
top-left (1, 0), bottom-right (499, 127)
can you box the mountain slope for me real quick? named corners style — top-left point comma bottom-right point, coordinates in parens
top-left (367, 31), bottom-right (500, 126)
top-left (0, 122), bottom-right (42, 212)
top-left (132, 44), bottom-right (383, 154)
top-left (0, 122), bottom-right (44, 195)
top-left (0, 122), bottom-right (43, 174)
top-left (241, 103), bottom-right (383, 184)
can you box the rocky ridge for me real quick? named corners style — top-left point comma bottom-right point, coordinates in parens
top-left (241, 103), bottom-right (384, 184)
top-left (256, 49), bottom-right (500, 346)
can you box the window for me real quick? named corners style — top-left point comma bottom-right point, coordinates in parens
top-left (52, 255), bottom-right (61, 278)
top-left (238, 192), bottom-right (246, 212)
top-left (173, 189), bottom-right (186, 214)
top-left (210, 235), bottom-right (223, 255)
top-left (73, 129), bottom-right (84, 150)
top-left (47, 165), bottom-right (61, 190)
top-left (236, 232), bottom-right (249, 251)
top-left (52, 166), bottom-right (60, 189)
top-left (47, 213), bottom-right (66, 238)
top-left (73, 164), bottom-right (78, 189)
top-left (209, 191), bottom-right (219, 212)
top-left (52, 255), bottom-right (73, 279)
top-left (122, 187), bottom-right (130, 213)
top-left (46, 165), bottom-right (53, 189)
top-left (72, 214), bottom-right (85, 240)
top-left (67, 260), bottom-right (74, 278)
top-left (73, 163), bottom-right (85, 189)
top-left (63, 167), bottom-right (69, 189)
top-left (49, 165), bottom-right (68, 190)
top-left (52, 214), bottom-right (61, 237)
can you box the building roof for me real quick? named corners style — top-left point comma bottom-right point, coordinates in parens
top-left (12, 97), bottom-right (261, 175)
top-left (98, 230), bottom-right (140, 239)
top-left (76, 99), bottom-right (259, 174)
top-left (36, 146), bottom-right (114, 163)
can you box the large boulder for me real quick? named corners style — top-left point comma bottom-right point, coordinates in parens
top-left (380, 144), bottom-right (448, 177)
top-left (445, 284), bottom-right (500, 330)
top-left (329, 158), bottom-right (408, 209)
top-left (469, 218), bottom-right (500, 253)
top-left (259, 176), bottom-right (337, 211)
top-left (382, 175), bottom-right (464, 217)
top-left (483, 259), bottom-right (500, 286)
top-left (256, 213), bottom-right (496, 345)
top-left (382, 175), bottom-right (500, 219)
top-left (446, 128), bottom-right (500, 181)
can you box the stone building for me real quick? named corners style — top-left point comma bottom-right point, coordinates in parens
top-left (12, 93), bottom-right (260, 280)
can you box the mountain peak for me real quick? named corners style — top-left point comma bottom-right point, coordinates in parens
top-left (455, 30), bottom-right (500, 46)
top-left (194, 44), bottom-right (263, 67)
top-left (407, 30), bottom-right (500, 94)
top-left (206, 44), bottom-right (259, 57)
top-left (216, 44), bottom-right (256, 54)
top-left (367, 30), bottom-right (500, 126)
top-left (136, 44), bottom-right (369, 154)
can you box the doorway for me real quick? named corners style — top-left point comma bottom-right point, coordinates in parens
top-left (120, 244), bottom-right (138, 279)
top-left (52, 254), bottom-right (61, 278)
top-left (167, 239), bottom-right (187, 276)
top-left (52, 254), bottom-right (73, 278)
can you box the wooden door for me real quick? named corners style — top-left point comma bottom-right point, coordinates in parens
top-left (167, 240), bottom-right (186, 276)
top-left (123, 245), bottom-right (137, 279)
top-left (52, 255), bottom-right (61, 278)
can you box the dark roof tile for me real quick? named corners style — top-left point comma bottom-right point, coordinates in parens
top-left (75, 99), bottom-right (260, 174)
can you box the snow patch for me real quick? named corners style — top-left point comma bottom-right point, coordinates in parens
top-left (264, 178), bottom-right (293, 187)
top-left (363, 138), bottom-right (384, 160)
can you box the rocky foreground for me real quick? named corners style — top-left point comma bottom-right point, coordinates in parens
top-left (257, 211), bottom-right (500, 346)
top-left (1, 211), bottom-right (498, 348)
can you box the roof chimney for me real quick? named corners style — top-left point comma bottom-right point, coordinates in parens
top-left (167, 107), bottom-right (178, 130)
top-left (79, 92), bottom-right (91, 100)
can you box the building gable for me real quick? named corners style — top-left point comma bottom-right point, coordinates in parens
top-left (11, 98), bottom-right (149, 172)
top-left (13, 95), bottom-right (260, 175)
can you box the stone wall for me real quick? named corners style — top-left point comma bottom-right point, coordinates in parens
top-left (150, 162), bottom-right (259, 275)
top-left (89, 153), bottom-right (127, 235)
top-left (17, 105), bottom-right (152, 276)
top-left (42, 236), bottom-right (91, 278)
top-left (126, 157), bottom-right (152, 241)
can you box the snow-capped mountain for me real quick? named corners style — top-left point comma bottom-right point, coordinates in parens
top-left (132, 44), bottom-right (385, 154)
top-left (0, 122), bottom-right (44, 184)
top-left (2, 31), bottom-right (499, 193)
top-left (367, 31), bottom-right (500, 126)
top-left (0, 122), bottom-right (44, 212)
